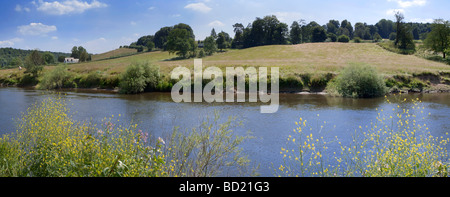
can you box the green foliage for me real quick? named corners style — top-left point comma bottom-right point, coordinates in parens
top-left (42, 52), bottom-right (55, 65)
top-left (353, 37), bottom-right (362, 43)
top-left (119, 62), bottom-right (160, 94)
top-left (166, 29), bottom-right (197, 58)
top-left (24, 50), bottom-right (44, 77)
top-left (279, 76), bottom-right (303, 91)
top-left (217, 31), bottom-right (232, 51)
top-left (330, 63), bottom-right (387, 98)
top-left (311, 26), bottom-right (327, 43)
top-left (337, 35), bottom-right (350, 43)
top-left (165, 113), bottom-right (253, 177)
top-left (71, 46), bottom-right (90, 62)
top-left (424, 19), bottom-right (450, 59)
top-left (327, 33), bottom-right (337, 42)
top-left (38, 66), bottom-right (74, 89)
top-left (0, 96), bottom-right (166, 177)
top-left (203, 36), bottom-right (217, 55)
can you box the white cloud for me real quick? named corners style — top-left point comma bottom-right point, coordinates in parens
top-left (18, 23), bottom-right (57, 36)
top-left (208, 20), bottom-right (225, 27)
top-left (184, 2), bottom-right (211, 13)
top-left (36, 0), bottom-right (107, 15)
top-left (51, 36), bottom-right (59, 40)
top-left (0, 38), bottom-right (24, 47)
top-left (270, 12), bottom-right (302, 24)
top-left (148, 6), bottom-right (155, 10)
top-left (15, 5), bottom-right (23, 12)
top-left (388, 0), bottom-right (427, 8)
top-left (15, 4), bottom-right (31, 12)
top-left (130, 21), bottom-right (137, 26)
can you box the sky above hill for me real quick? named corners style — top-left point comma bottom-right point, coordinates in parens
top-left (0, 0), bottom-right (449, 54)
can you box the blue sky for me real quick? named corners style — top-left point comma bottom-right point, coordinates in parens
top-left (1, 0), bottom-right (449, 54)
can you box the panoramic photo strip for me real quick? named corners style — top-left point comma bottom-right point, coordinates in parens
top-left (0, 0), bottom-right (449, 192)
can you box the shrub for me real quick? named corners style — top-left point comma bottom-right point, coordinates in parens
top-left (77, 72), bottom-right (102, 88)
top-left (353, 37), bottom-right (362, 43)
top-left (337, 35), bottom-right (350, 43)
top-left (164, 113), bottom-right (252, 177)
top-left (119, 62), bottom-right (160, 94)
top-left (0, 96), bottom-right (166, 177)
top-left (38, 66), bottom-right (74, 90)
top-left (279, 76), bottom-right (303, 92)
top-left (330, 64), bottom-right (387, 98)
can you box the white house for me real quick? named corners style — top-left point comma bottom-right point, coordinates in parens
top-left (64, 57), bottom-right (79, 64)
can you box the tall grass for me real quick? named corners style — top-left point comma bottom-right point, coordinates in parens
top-left (0, 95), bottom-right (251, 177)
top-left (276, 96), bottom-right (449, 177)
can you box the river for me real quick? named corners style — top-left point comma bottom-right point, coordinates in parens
top-left (0, 87), bottom-right (449, 176)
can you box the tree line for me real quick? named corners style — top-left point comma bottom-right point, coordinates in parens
top-left (127, 14), bottom-right (448, 59)
top-left (0, 48), bottom-right (70, 69)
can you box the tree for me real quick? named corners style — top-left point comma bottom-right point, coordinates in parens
top-left (394, 12), bottom-right (405, 46)
top-left (394, 12), bottom-right (415, 51)
top-left (327, 33), bottom-right (337, 42)
top-left (424, 19), bottom-right (450, 58)
top-left (326, 20), bottom-right (340, 35)
top-left (154, 26), bottom-right (173, 50)
top-left (137, 35), bottom-right (155, 52)
top-left (216, 31), bottom-right (231, 51)
top-left (311, 26), bottom-right (327, 42)
top-left (290, 21), bottom-right (302, 44)
top-left (71, 46), bottom-right (90, 62)
top-left (210, 28), bottom-right (217, 39)
top-left (232, 23), bottom-right (244, 48)
top-left (340, 20), bottom-right (354, 39)
top-left (58, 55), bottom-right (66, 63)
top-left (24, 50), bottom-right (44, 77)
top-left (203, 36), bottom-right (217, 55)
top-left (376, 19), bottom-right (394, 39)
top-left (166, 28), bottom-right (196, 58)
top-left (42, 52), bottom-right (55, 65)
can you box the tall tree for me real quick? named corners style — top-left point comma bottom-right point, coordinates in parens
top-left (394, 12), bottom-right (405, 46)
top-left (216, 31), bottom-right (231, 51)
top-left (424, 19), bottom-right (450, 58)
top-left (154, 26), bottom-right (173, 50)
top-left (311, 26), bottom-right (327, 42)
top-left (210, 28), bottom-right (217, 39)
top-left (203, 36), bottom-right (217, 55)
top-left (166, 28), bottom-right (196, 58)
top-left (290, 21), bottom-right (302, 44)
top-left (232, 23), bottom-right (244, 48)
top-left (24, 50), bottom-right (44, 77)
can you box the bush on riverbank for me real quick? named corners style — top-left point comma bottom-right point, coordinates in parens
top-left (38, 66), bottom-right (75, 89)
top-left (328, 63), bottom-right (387, 98)
top-left (119, 62), bottom-right (160, 94)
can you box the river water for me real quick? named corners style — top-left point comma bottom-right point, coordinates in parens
top-left (0, 87), bottom-right (449, 176)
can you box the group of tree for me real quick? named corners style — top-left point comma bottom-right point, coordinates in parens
top-left (124, 14), bottom-right (448, 59)
top-left (71, 46), bottom-right (91, 62)
top-left (0, 48), bottom-right (70, 69)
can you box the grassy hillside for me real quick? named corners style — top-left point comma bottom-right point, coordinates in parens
top-left (91, 48), bottom-right (138, 61)
top-left (1, 43), bottom-right (449, 92)
top-left (70, 43), bottom-right (449, 77)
